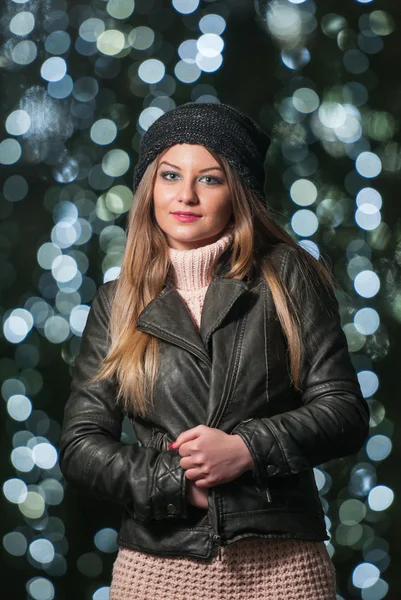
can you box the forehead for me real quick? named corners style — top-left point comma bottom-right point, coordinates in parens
top-left (159, 143), bottom-right (218, 164)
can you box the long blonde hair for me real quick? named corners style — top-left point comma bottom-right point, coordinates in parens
top-left (89, 145), bottom-right (335, 419)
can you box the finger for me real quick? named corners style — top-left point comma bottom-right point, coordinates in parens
top-left (173, 425), bottom-right (202, 448)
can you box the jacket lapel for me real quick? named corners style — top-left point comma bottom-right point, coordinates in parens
top-left (135, 244), bottom-right (249, 365)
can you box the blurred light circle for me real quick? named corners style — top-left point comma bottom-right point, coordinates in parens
top-left (291, 209), bottom-right (318, 237)
top-left (357, 370), bottom-right (379, 398)
top-left (37, 243), bottom-right (62, 270)
top-left (195, 53), bottom-right (222, 73)
top-left (368, 485), bottom-right (394, 511)
top-left (107, 0), bottom-right (135, 19)
top-left (40, 57), bottom-right (67, 82)
top-left (318, 102), bottom-right (346, 128)
top-left (90, 119), bottom-right (118, 145)
top-left (94, 528), bottom-right (118, 553)
top-left (173, 0), bottom-right (199, 14)
top-left (73, 77), bottom-right (99, 102)
top-left (6, 110), bottom-right (31, 135)
top-left (138, 59), bottom-right (165, 84)
top-left (174, 60), bottom-right (201, 82)
top-left (199, 14), bottom-right (226, 35)
top-left (128, 26), bottom-right (154, 50)
top-left (361, 579), bottom-right (389, 600)
top-left (3, 309), bottom-right (34, 343)
top-left (354, 307), bottom-right (380, 335)
top-left (355, 206), bottom-right (381, 231)
top-left (12, 40), bottom-right (37, 65)
top-left (97, 30), bottom-right (125, 56)
top-left (70, 305), bottom-right (90, 335)
top-left (77, 552), bottom-right (103, 577)
top-left (11, 447), bottom-right (34, 472)
top-left (27, 577), bottom-right (55, 600)
top-left (51, 255), bottom-right (78, 282)
top-left (3, 531), bottom-right (27, 556)
top-left (343, 50), bottom-right (369, 74)
top-left (369, 11), bottom-right (395, 36)
top-left (0, 138), bottom-right (22, 165)
top-left (298, 239), bottom-right (320, 259)
top-left (353, 562), bottom-right (380, 589)
top-left (48, 75), bottom-right (74, 99)
top-left (292, 88), bottom-right (319, 114)
top-left (356, 187), bottom-right (382, 211)
top-left (102, 149), bottom-right (130, 177)
top-left (32, 442), bottom-right (58, 469)
top-left (281, 48), bottom-right (310, 70)
top-left (93, 587), bottom-right (110, 600)
top-left (7, 394), bottom-right (32, 421)
top-left (18, 492), bottom-right (45, 519)
top-left (39, 478), bottom-right (64, 506)
top-left (354, 270), bottom-right (380, 298)
top-left (45, 30), bottom-right (71, 55)
top-left (197, 33), bottom-right (224, 58)
top-left (10, 11), bottom-right (35, 36)
top-left (106, 185), bottom-right (133, 213)
top-left (335, 115), bottom-right (362, 144)
top-left (356, 152), bottom-right (382, 178)
top-left (53, 158), bottom-right (79, 184)
top-left (29, 539), bottom-right (55, 564)
top-left (339, 499), bottom-right (366, 525)
top-left (138, 107), bottom-right (164, 131)
top-left (267, 3), bottom-right (302, 39)
top-left (79, 18), bottom-right (105, 42)
top-left (3, 174), bottom-right (28, 201)
top-left (290, 179), bottom-right (317, 206)
top-left (366, 435), bottom-right (392, 461)
top-left (44, 316), bottom-right (70, 344)
top-left (179, 39), bottom-right (197, 64)
top-left (3, 478), bottom-right (28, 504)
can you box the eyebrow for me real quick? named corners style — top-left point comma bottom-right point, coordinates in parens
top-left (158, 160), bottom-right (223, 173)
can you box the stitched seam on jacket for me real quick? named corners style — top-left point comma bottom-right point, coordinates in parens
top-left (137, 322), bottom-right (209, 360)
top-left (99, 286), bottom-right (111, 314)
top-left (84, 442), bottom-right (105, 486)
top-left (263, 283), bottom-right (269, 411)
top-left (261, 418), bottom-right (291, 473)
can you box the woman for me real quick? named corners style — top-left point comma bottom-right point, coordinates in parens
top-left (58, 102), bottom-right (370, 599)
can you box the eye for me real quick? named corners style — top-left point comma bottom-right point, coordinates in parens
top-left (159, 171), bottom-right (222, 184)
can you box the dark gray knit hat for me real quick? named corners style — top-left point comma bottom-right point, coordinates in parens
top-left (133, 102), bottom-right (271, 202)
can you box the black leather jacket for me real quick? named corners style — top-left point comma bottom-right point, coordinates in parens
top-left (58, 242), bottom-right (370, 561)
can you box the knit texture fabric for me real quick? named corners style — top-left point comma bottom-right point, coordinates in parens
top-left (110, 231), bottom-right (337, 598)
top-left (110, 538), bottom-right (336, 600)
top-left (132, 102), bottom-right (271, 202)
top-left (167, 229), bottom-right (234, 327)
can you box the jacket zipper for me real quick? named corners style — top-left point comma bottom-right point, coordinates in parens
top-left (212, 488), bottom-right (222, 561)
top-left (208, 316), bottom-right (247, 561)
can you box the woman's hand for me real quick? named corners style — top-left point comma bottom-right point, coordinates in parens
top-left (171, 424), bottom-right (254, 488)
top-left (186, 479), bottom-right (209, 509)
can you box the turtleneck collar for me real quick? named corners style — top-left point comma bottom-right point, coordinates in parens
top-left (168, 229), bottom-right (234, 291)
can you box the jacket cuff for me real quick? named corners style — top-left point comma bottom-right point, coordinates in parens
top-left (151, 450), bottom-right (189, 520)
top-left (231, 419), bottom-right (291, 485)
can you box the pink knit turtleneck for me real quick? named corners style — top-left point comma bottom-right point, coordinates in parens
top-left (168, 230), bottom-right (233, 328)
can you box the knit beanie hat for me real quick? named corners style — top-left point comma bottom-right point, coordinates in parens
top-left (132, 102), bottom-right (271, 202)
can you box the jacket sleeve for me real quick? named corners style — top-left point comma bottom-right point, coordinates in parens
top-left (57, 284), bottom-right (188, 523)
top-left (231, 245), bottom-right (370, 486)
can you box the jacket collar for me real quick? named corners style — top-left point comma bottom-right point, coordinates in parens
top-left (135, 243), bottom-right (249, 362)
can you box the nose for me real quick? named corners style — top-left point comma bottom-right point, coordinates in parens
top-left (177, 178), bottom-right (199, 205)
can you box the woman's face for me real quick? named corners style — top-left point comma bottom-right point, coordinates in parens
top-left (153, 143), bottom-right (233, 250)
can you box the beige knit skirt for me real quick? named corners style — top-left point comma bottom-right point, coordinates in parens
top-left (110, 537), bottom-right (337, 600)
